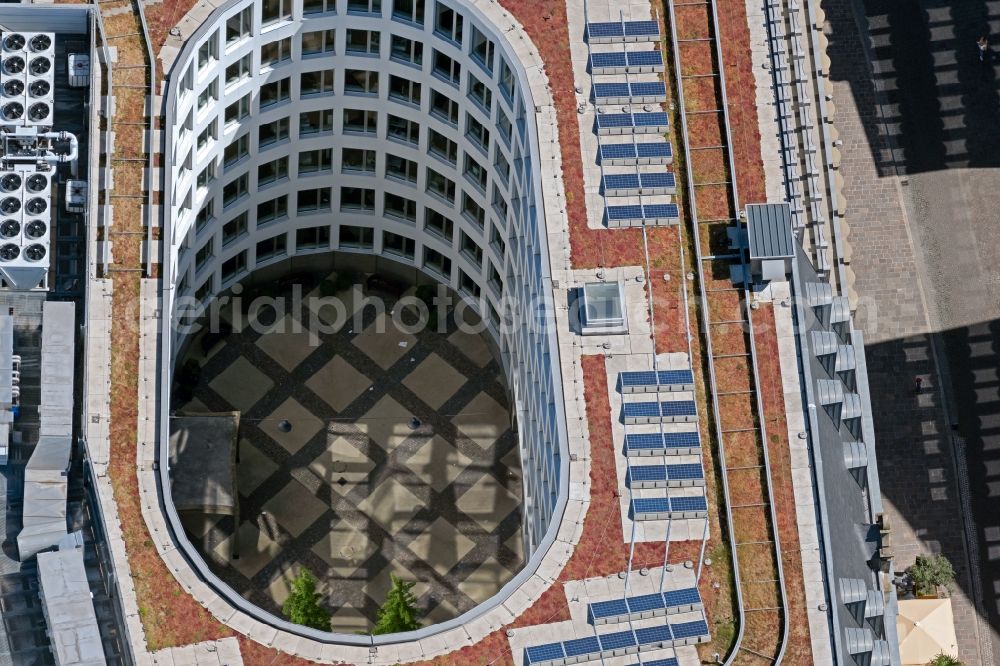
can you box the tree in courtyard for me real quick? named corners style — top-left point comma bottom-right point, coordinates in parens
top-left (908, 553), bottom-right (956, 597)
top-left (282, 569), bottom-right (331, 631)
top-left (371, 574), bottom-right (420, 634)
top-left (927, 655), bottom-right (962, 666)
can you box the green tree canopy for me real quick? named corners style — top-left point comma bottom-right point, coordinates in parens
top-left (908, 553), bottom-right (956, 597)
top-left (281, 569), bottom-right (331, 631)
top-left (372, 574), bottom-right (420, 635)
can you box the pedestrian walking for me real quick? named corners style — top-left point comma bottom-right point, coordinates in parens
top-left (978, 35), bottom-right (989, 63)
top-left (914, 376), bottom-right (923, 393)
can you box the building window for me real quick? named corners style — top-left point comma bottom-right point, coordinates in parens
top-left (463, 195), bottom-right (486, 233)
top-left (494, 150), bottom-right (510, 184)
top-left (196, 122), bottom-right (215, 152)
top-left (262, 0), bottom-right (292, 26)
top-left (222, 212), bottom-right (247, 245)
top-left (261, 77), bottom-right (291, 107)
top-left (347, 0), bottom-right (381, 15)
top-left (195, 279), bottom-right (213, 301)
top-left (492, 184), bottom-right (508, 219)
top-left (258, 156), bottom-right (289, 185)
top-left (223, 173), bottom-right (249, 207)
top-left (387, 114), bottom-right (420, 145)
top-left (197, 38), bottom-right (217, 70)
top-left (298, 187), bottom-right (333, 213)
top-left (257, 195), bottom-right (288, 224)
top-left (302, 29), bottom-right (336, 56)
top-left (460, 230), bottom-right (483, 266)
top-left (392, 0), bottom-right (424, 24)
top-left (464, 154), bottom-right (487, 191)
top-left (341, 187), bottom-right (376, 211)
top-left (226, 7), bottom-right (253, 45)
top-left (489, 221), bottom-right (506, 256)
top-left (225, 53), bottom-right (252, 87)
top-left (225, 94), bottom-right (250, 125)
top-left (340, 224), bottom-right (374, 248)
top-left (342, 147), bottom-right (377, 173)
top-left (197, 80), bottom-right (218, 113)
top-left (426, 168), bottom-right (455, 204)
top-left (195, 201), bottom-right (215, 234)
top-left (384, 192), bottom-right (417, 222)
top-left (303, 0), bottom-right (336, 15)
top-left (459, 268), bottom-right (481, 297)
top-left (470, 26), bottom-right (494, 72)
top-left (499, 58), bottom-right (514, 102)
top-left (430, 89), bottom-right (458, 125)
top-left (467, 73), bottom-right (492, 112)
top-left (259, 117), bottom-right (290, 145)
top-left (196, 161), bottom-right (216, 189)
top-left (299, 148), bottom-right (333, 174)
top-left (497, 107), bottom-right (512, 145)
top-left (222, 251), bottom-right (247, 282)
top-left (390, 35), bottom-right (423, 66)
top-left (300, 69), bottom-right (335, 95)
top-left (223, 133), bottom-right (249, 168)
top-left (346, 29), bottom-right (380, 55)
top-left (432, 50), bottom-right (461, 87)
top-left (389, 75), bottom-right (421, 105)
top-left (261, 37), bottom-right (292, 66)
top-left (488, 262), bottom-right (504, 294)
top-left (344, 69), bottom-right (379, 96)
top-left (466, 113), bottom-right (490, 152)
top-left (434, 2), bottom-right (463, 43)
top-left (256, 233), bottom-right (288, 262)
top-left (386, 154), bottom-right (418, 183)
top-left (300, 109), bottom-right (334, 135)
top-left (196, 239), bottom-right (214, 272)
top-left (383, 231), bottom-right (415, 258)
top-left (424, 207), bottom-right (453, 240)
top-left (343, 108), bottom-right (378, 134)
top-left (428, 128), bottom-right (457, 164)
top-left (423, 247), bottom-right (451, 278)
top-left (297, 225), bottom-right (331, 249)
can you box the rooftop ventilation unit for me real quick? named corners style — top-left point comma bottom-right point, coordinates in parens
top-left (2, 79), bottom-right (22, 97)
top-left (2, 34), bottom-right (24, 52)
top-left (23, 244), bottom-right (44, 262)
top-left (0, 244), bottom-right (19, 261)
top-left (24, 220), bottom-right (45, 240)
top-left (3, 56), bottom-right (24, 76)
top-left (0, 220), bottom-right (19, 239)
top-left (1, 102), bottom-right (23, 121)
top-left (0, 173), bottom-right (21, 192)
top-left (24, 197), bottom-right (46, 216)
top-left (25, 173), bottom-right (46, 193)
top-left (28, 57), bottom-right (50, 76)
top-left (28, 79), bottom-right (49, 98)
top-left (28, 34), bottom-right (51, 53)
top-left (27, 102), bottom-right (49, 123)
top-left (0, 197), bottom-right (20, 215)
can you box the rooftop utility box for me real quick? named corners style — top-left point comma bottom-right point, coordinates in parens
top-left (745, 203), bottom-right (794, 282)
top-left (64, 180), bottom-right (86, 213)
top-left (67, 54), bottom-right (89, 88)
top-left (579, 281), bottom-right (628, 335)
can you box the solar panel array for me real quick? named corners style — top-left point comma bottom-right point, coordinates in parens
top-left (622, 399), bottom-right (697, 423)
top-left (590, 50), bottom-right (665, 74)
top-left (588, 586), bottom-right (704, 624)
top-left (596, 112), bottom-right (669, 135)
top-left (620, 369), bottom-right (694, 391)
top-left (632, 495), bottom-right (709, 519)
top-left (628, 463), bottom-right (705, 487)
top-left (606, 203), bottom-right (680, 228)
top-left (602, 172), bottom-right (676, 196)
top-left (599, 141), bottom-right (673, 166)
top-left (624, 430), bottom-right (702, 456)
top-left (523, 615), bottom-right (709, 665)
top-left (586, 20), bottom-right (661, 43)
top-left (593, 81), bottom-right (668, 104)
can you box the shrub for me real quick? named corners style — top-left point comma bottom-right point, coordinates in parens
top-left (908, 553), bottom-right (955, 597)
top-left (371, 574), bottom-right (420, 635)
top-left (927, 654), bottom-right (962, 666)
top-left (281, 570), bottom-right (330, 631)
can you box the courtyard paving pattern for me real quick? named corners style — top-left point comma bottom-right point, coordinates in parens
top-left (173, 279), bottom-right (524, 633)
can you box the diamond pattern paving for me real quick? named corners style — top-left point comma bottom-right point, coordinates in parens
top-left (174, 277), bottom-right (523, 632)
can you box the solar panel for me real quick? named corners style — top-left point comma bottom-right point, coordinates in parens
top-left (634, 624), bottom-right (672, 645)
top-left (621, 371), bottom-right (658, 386)
top-left (633, 112), bottom-right (669, 126)
top-left (633, 497), bottom-right (668, 513)
top-left (590, 598), bottom-right (628, 619)
top-left (624, 20), bottom-right (660, 37)
top-left (594, 82), bottom-right (632, 99)
top-left (664, 587), bottom-right (702, 607)
top-left (659, 369), bottom-right (693, 384)
top-left (600, 143), bottom-right (639, 160)
top-left (627, 50), bottom-right (664, 67)
top-left (637, 142), bottom-right (672, 158)
top-left (640, 172), bottom-right (676, 189)
top-left (664, 431), bottom-right (700, 447)
top-left (667, 464), bottom-right (704, 480)
top-left (608, 205), bottom-right (643, 221)
top-left (604, 174), bottom-right (641, 190)
top-left (525, 642), bottom-right (565, 664)
top-left (563, 636), bottom-right (600, 657)
top-left (630, 465), bottom-right (668, 483)
top-left (625, 433), bottom-right (665, 450)
top-left (596, 113), bottom-right (635, 129)
top-left (598, 629), bottom-right (636, 651)
top-left (660, 401), bottom-right (697, 417)
top-left (631, 81), bottom-right (667, 97)
top-left (671, 619), bottom-right (710, 640)
top-left (670, 495), bottom-right (708, 512)
top-left (587, 21), bottom-right (625, 39)
top-left (635, 659), bottom-right (678, 666)
top-left (590, 52), bottom-right (628, 69)
top-left (644, 204), bottom-right (680, 219)
top-left (624, 402), bottom-right (662, 418)
top-left (626, 592), bottom-right (665, 613)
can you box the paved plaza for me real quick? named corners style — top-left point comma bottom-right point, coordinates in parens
top-left (172, 275), bottom-right (523, 632)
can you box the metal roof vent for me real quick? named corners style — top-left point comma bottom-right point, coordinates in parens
top-left (805, 281), bottom-right (833, 308)
top-left (0, 244), bottom-right (19, 261)
top-left (844, 627), bottom-right (874, 655)
top-left (810, 330), bottom-right (838, 356)
top-left (29, 34), bottom-right (51, 53)
top-left (25, 174), bottom-right (46, 193)
top-left (24, 244), bottom-right (45, 262)
top-left (0, 173), bottom-right (20, 192)
top-left (830, 295), bottom-right (851, 323)
top-left (816, 379), bottom-right (844, 406)
top-left (3, 55), bottom-right (24, 75)
top-left (0, 220), bottom-right (19, 239)
top-left (839, 577), bottom-right (866, 604)
top-left (2, 79), bottom-right (22, 97)
top-left (3, 33), bottom-right (25, 51)
top-left (27, 102), bottom-right (49, 122)
top-left (24, 220), bottom-right (46, 239)
top-left (843, 441), bottom-right (868, 469)
top-left (0, 197), bottom-right (20, 214)
top-left (28, 56), bottom-right (50, 76)
top-left (2, 102), bottom-right (22, 120)
top-left (864, 589), bottom-right (885, 618)
top-left (835, 345), bottom-right (857, 372)
top-left (841, 393), bottom-right (863, 420)
top-left (28, 79), bottom-right (49, 98)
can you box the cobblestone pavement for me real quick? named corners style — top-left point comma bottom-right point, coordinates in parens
top-left (823, 0), bottom-right (996, 663)
top-left (174, 275), bottom-right (523, 632)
